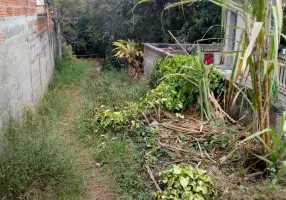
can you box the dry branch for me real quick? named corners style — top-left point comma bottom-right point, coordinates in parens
top-left (146, 165), bottom-right (162, 192)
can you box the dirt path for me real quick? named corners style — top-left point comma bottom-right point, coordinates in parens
top-left (58, 62), bottom-right (114, 200)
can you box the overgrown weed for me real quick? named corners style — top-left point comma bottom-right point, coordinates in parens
top-left (0, 59), bottom-right (91, 199)
top-left (85, 69), bottom-right (148, 107)
top-left (0, 112), bottom-right (84, 199)
top-left (53, 58), bottom-right (91, 87)
top-left (93, 136), bottom-right (152, 199)
top-left (76, 69), bottom-right (152, 199)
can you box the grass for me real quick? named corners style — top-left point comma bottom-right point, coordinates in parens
top-left (0, 59), bottom-right (91, 200)
top-left (93, 136), bottom-right (151, 200)
top-left (76, 69), bottom-right (152, 199)
top-left (85, 69), bottom-right (148, 106)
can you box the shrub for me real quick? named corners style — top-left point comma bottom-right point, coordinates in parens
top-left (62, 41), bottom-right (75, 60)
top-left (149, 59), bottom-right (164, 89)
top-left (208, 67), bottom-right (225, 96)
top-left (94, 103), bottom-right (143, 133)
top-left (155, 164), bottom-right (217, 200)
top-left (145, 55), bottom-right (225, 112)
top-left (113, 39), bottom-right (143, 77)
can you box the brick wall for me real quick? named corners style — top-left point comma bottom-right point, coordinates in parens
top-left (0, 0), bottom-right (37, 18)
top-left (0, 2), bottom-right (55, 125)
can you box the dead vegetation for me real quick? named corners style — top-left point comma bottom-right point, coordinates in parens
top-left (143, 107), bottom-right (286, 200)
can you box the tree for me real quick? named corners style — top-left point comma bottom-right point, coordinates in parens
top-left (45, 0), bottom-right (85, 59)
top-left (72, 0), bottom-right (220, 57)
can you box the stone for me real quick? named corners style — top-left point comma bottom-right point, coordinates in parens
top-left (149, 120), bottom-right (159, 127)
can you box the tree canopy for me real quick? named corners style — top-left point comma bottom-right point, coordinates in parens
top-left (48, 0), bottom-right (221, 57)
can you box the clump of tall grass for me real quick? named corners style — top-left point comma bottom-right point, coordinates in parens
top-left (93, 136), bottom-right (152, 199)
top-left (0, 58), bottom-right (91, 199)
top-left (53, 58), bottom-right (92, 86)
top-left (0, 112), bottom-right (84, 199)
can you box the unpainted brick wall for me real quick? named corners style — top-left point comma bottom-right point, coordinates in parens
top-left (0, 0), bottom-right (37, 18)
top-left (0, 2), bottom-right (55, 125)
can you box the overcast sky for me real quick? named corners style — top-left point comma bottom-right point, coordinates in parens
top-left (36, 0), bottom-right (44, 6)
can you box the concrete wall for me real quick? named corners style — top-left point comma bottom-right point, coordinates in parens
top-left (223, 7), bottom-right (245, 66)
top-left (143, 43), bottom-right (222, 78)
top-left (0, 0), bottom-right (54, 125)
top-left (143, 44), bottom-right (173, 77)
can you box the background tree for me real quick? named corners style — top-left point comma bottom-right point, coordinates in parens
top-left (45, 0), bottom-right (85, 59)
top-left (71, 0), bottom-right (221, 57)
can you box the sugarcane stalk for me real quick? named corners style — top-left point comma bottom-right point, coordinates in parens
top-left (263, 76), bottom-right (270, 146)
top-left (254, 60), bottom-right (265, 150)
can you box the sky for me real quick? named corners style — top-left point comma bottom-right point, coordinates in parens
top-left (36, 0), bottom-right (45, 6)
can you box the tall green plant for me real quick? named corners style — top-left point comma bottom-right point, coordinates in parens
top-left (241, 112), bottom-right (286, 183)
top-left (145, 55), bottom-right (224, 120)
top-left (138, 0), bottom-right (284, 150)
top-left (113, 39), bottom-right (143, 77)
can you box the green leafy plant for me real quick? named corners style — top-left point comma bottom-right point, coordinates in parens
top-left (155, 0), bottom-right (284, 150)
top-left (149, 58), bottom-right (164, 89)
top-left (113, 39), bottom-right (143, 77)
top-left (208, 67), bottom-right (225, 96)
top-left (145, 55), bottom-right (224, 118)
top-left (210, 134), bottom-right (234, 149)
top-left (156, 164), bottom-right (217, 200)
top-left (94, 103), bottom-right (143, 133)
top-left (241, 111), bottom-right (286, 183)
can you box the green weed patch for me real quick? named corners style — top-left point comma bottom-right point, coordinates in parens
top-left (75, 69), bottom-right (152, 199)
top-left (0, 59), bottom-right (91, 199)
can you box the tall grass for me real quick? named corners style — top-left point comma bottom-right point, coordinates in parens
top-left (85, 69), bottom-right (148, 106)
top-left (93, 136), bottom-right (152, 199)
top-left (0, 59), bottom-right (91, 199)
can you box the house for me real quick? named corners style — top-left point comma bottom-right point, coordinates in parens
top-left (222, 1), bottom-right (286, 128)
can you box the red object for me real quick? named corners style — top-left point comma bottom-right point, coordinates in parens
top-left (204, 54), bottom-right (214, 65)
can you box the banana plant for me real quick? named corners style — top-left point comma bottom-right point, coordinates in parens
top-left (135, 0), bottom-right (285, 151)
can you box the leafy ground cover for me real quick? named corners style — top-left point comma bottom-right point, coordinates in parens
top-left (2, 57), bottom-right (286, 200)
top-left (80, 56), bottom-right (286, 199)
top-left (75, 69), bottom-right (153, 199)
